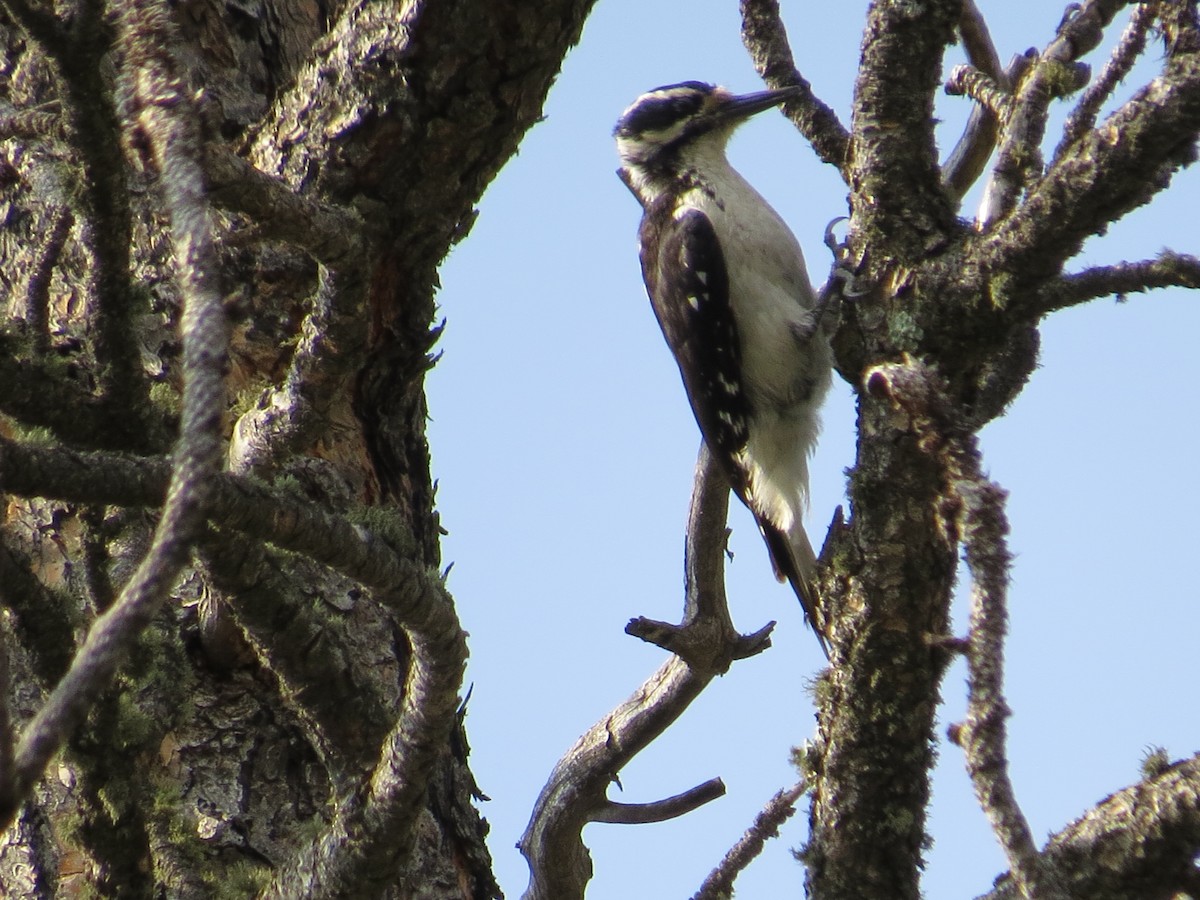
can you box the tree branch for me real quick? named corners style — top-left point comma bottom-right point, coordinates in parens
top-left (519, 447), bottom-right (776, 900)
top-left (692, 780), bottom-right (806, 900)
top-left (942, 1), bottom-right (1017, 202)
top-left (975, 2), bottom-right (1200, 292)
top-left (982, 754), bottom-right (1200, 900)
top-left (1055, 3), bottom-right (1156, 161)
top-left (976, 1), bottom-right (1102, 228)
top-left (227, 265), bottom-right (372, 476)
top-left (952, 457), bottom-right (1057, 898)
top-left (203, 147), bottom-right (366, 271)
top-left (1038, 250), bottom-right (1200, 312)
top-left (945, 66), bottom-right (1011, 122)
top-left (739, 0), bottom-right (851, 173)
top-left (862, 358), bottom-right (1062, 898)
top-left (0, 432), bottom-right (468, 895)
top-left (22, 205), bottom-right (73, 354)
top-left (592, 778), bottom-right (726, 825)
top-left (197, 528), bottom-right (396, 776)
top-left (0, 100), bottom-right (68, 144)
top-left (848, 0), bottom-right (960, 264)
top-left (0, 0), bottom-right (228, 830)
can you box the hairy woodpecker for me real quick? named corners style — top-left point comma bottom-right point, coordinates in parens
top-left (615, 81), bottom-right (832, 650)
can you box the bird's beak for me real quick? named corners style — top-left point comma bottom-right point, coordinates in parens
top-left (712, 86), bottom-right (803, 124)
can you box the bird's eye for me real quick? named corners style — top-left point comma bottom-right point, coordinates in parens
top-left (616, 91), bottom-right (706, 139)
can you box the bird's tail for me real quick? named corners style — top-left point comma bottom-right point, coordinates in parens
top-left (759, 519), bottom-right (829, 657)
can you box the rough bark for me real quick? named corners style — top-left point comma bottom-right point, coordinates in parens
top-left (0, 0), bottom-right (592, 896)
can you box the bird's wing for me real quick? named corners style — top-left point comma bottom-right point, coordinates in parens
top-left (644, 207), bottom-right (753, 500)
top-left (644, 207), bottom-right (829, 654)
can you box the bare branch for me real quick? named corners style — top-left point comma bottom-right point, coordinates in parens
top-left (973, 3), bottom-right (1200, 291)
top-left (270, 605), bottom-right (466, 897)
top-left (692, 780), bottom-right (806, 900)
top-left (0, 0), bottom-right (228, 830)
top-left (940, 0), bottom-right (1013, 203)
top-left (519, 447), bottom-right (778, 900)
top-left (592, 778), bottom-right (726, 825)
top-left (626, 616), bottom-right (774, 664)
top-left (954, 474), bottom-right (1056, 899)
top-left (197, 529), bottom-right (394, 775)
top-left (739, 0), bottom-right (851, 173)
top-left (1056, 3), bottom-right (1156, 160)
top-left (212, 137), bottom-right (374, 478)
top-left (958, 0), bottom-right (1005, 84)
top-left (1039, 250), bottom-right (1200, 312)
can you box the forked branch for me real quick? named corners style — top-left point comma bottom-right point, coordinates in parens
top-left (518, 447), bottom-right (777, 900)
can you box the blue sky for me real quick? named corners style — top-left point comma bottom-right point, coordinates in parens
top-left (426, 2), bottom-right (1200, 897)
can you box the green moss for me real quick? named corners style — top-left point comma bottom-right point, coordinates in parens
top-left (1140, 745), bottom-right (1171, 779)
top-left (349, 505), bottom-right (417, 558)
top-left (212, 861), bottom-right (272, 899)
top-left (229, 380), bottom-right (271, 421)
top-left (148, 380), bottom-right (182, 416)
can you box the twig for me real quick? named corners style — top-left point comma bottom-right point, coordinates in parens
top-left (973, 9), bottom-right (1200, 300)
top-left (0, 0), bottom-right (228, 831)
top-left (954, 470), bottom-right (1058, 899)
top-left (0, 101), bottom-right (68, 143)
top-left (1056, 3), bottom-right (1156, 160)
top-left (738, 0), bottom-right (851, 173)
top-left (692, 780), bottom-right (806, 900)
top-left (592, 778), bottom-right (726, 824)
top-left (1039, 250), bottom-right (1200, 312)
top-left (941, 0), bottom-right (1011, 200)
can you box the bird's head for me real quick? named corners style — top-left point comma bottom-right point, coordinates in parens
top-left (614, 81), bottom-right (800, 199)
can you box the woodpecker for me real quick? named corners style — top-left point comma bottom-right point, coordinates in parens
top-left (615, 81), bottom-right (832, 651)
